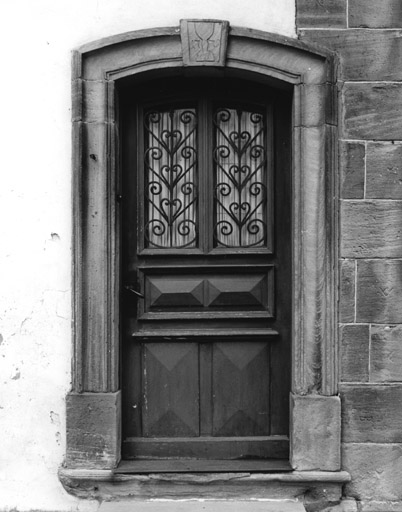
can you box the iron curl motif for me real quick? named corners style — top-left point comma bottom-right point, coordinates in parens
top-left (144, 108), bottom-right (198, 248)
top-left (213, 108), bottom-right (268, 248)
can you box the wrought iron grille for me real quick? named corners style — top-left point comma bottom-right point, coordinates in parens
top-left (144, 108), bottom-right (198, 248)
top-left (213, 108), bottom-right (267, 248)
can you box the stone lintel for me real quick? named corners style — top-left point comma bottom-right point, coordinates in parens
top-left (66, 391), bottom-right (121, 469)
top-left (290, 394), bottom-right (341, 471)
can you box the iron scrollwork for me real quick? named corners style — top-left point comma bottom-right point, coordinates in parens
top-left (144, 109), bottom-right (198, 248)
top-left (213, 108), bottom-right (268, 248)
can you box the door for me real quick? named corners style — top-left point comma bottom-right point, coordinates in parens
top-left (120, 76), bottom-right (292, 469)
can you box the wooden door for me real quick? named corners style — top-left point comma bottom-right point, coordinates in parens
top-left (120, 77), bottom-right (291, 469)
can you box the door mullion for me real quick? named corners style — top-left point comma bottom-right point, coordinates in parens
top-left (199, 342), bottom-right (213, 436)
top-left (198, 98), bottom-right (213, 253)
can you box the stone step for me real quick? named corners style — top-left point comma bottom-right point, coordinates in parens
top-left (99, 500), bottom-right (305, 512)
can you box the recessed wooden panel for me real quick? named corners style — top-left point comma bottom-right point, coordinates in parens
top-left (212, 342), bottom-right (270, 436)
top-left (115, 458), bottom-right (292, 473)
top-left (142, 268), bottom-right (273, 315)
top-left (122, 436), bottom-right (289, 460)
top-left (142, 343), bottom-right (199, 437)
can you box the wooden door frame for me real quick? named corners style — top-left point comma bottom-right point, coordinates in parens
top-left (65, 21), bottom-right (340, 476)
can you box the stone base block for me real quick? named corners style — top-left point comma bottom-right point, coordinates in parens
top-left (290, 394), bottom-right (341, 471)
top-left (66, 391), bottom-right (121, 469)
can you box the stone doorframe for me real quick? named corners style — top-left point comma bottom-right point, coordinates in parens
top-left (65, 20), bottom-right (341, 475)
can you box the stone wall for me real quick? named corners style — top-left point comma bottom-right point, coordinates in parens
top-left (297, 0), bottom-right (402, 504)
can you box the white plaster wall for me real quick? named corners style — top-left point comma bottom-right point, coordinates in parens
top-left (0, 1), bottom-right (295, 510)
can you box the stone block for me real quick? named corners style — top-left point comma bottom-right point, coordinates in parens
top-left (360, 500), bottom-right (402, 512)
top-left (298, 30), bottom-right (402, 81)
top-left (296, 84), bottom-right (326, 127)
top-left (66, 391), bottom-right (121, 468)
top-left (341, 200), bottom-right (402, 258)
top-left (340, 141), bottom-right (365, 199)
top-left (83, 80), bottom-right (108, 122)
top-left (290, 394), bottom-right (341, 471)
top-left (342, 443), bottom-right (402, 500)
top-left (371, 324), bottom-right (402, 382)
top-left (343, 83), bottom-right (402, 140)
top-left (349, 0), bottom-right (402, 28)
top-left (72, 79), bottom-right (83, 122)
top-left (341, 384), bottom-right (402, 442)
top-left (296, 0), bottom-right (346, 28)
top-left (340, 324), bottom-right (369, 382)
top-left (366, 143), bottom-right (402, 199)
top-left (339, 260), bottom-right (355, 323)
top-left (356, 260), bottom-right (402, 323)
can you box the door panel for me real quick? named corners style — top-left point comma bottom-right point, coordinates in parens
top-left (142, 343), bottom-right (199, 437)
top-left (139, 266), bottom-right (273, 316)
top-left (212, 342), bottom-right (270, 436)
top-left (121, 77), bottom-right (291, 463)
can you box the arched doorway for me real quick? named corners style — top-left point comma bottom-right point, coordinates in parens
top-left (64, 21), bottom-right (341, 488)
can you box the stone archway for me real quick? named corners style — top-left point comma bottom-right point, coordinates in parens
top-left (62, 20), bottom-right (348, 500)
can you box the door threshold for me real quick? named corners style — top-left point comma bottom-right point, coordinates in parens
top-left (99, 500), bottom-right (306, 512)
top-left (115, 459), bottom-right (293, 473)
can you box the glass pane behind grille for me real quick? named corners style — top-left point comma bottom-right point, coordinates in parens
top-left (144, 108), bottom-right (198, 248)
top-left (214, 108), bottom-right (267, 248)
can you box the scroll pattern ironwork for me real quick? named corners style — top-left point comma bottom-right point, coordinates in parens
top-left (213, 108), bottom-right (267, 247)
top-left (144, 108), bottom-right (198, 248)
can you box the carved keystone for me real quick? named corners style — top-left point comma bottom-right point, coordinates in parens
top-left (180, 19), bottom-right (229, 67)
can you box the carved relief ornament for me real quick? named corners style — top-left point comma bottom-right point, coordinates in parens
top-left (180, 19), bottom-right (229, 66)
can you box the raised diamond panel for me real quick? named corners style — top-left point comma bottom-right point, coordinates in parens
top-left (147, 277), bottom-right (204, 309)
top-left (212, 342), bottom-right (270, 436)
top-left (142, 343), bottom-right (199, 437)
top-left (141, 267), bottom-right (273, 316)
top-left (206, 275), bottom-right (267, 308)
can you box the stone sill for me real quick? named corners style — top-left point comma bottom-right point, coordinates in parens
top-left (99, 500), bottom-right (306, 512)
top-left (59, 468), bottom-right (351, 501)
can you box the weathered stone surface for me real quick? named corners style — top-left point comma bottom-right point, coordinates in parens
top-left (356, 260), bottom-right (402, 323)
top-left (296, 0), bottom-right (346, 28)
top-left (82, 80), bottom-right (108, 122)
top-left (340, 141), bottom-right (365, 199)
top-left (340, 260), bottom-right (355, 323)
top-left (342, 443), bottom-right (402, 500)
top-left (343, 83), bottom-right (402, 140)
top-left (296, 84), bottom-right (326, 127)
top-left (66, 391), bottom-right (121, 468)
top-left (366, 143), bottom-right (402, 199)
top-left (60, 467), bottom-right (347, 501)
top-left (290, 394), bottom-right (341, 471)
top-left (341, 200), bottom-right (402, 258)
top-left (341, 384), bottom-right (402, 442)
top-left (360, 500), bottom-right (402, 512)
top-left (340, 324), bottom-right (369, 382)
top-left (298, 30), bottom-right (402, 81)
top-left (371, 324), bottom-right (402, 382)
top-left (349, 0), bottom-right (402, 28)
